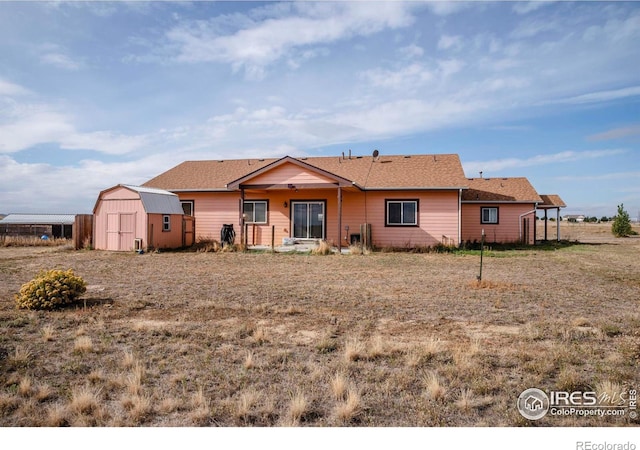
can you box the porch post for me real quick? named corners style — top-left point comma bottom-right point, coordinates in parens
top-left (544, 208), bottom-right (548, 242)
top-left (337, 186), bottom-right (342, 253)
top-left (556, 208), bottom-right (561, 242)
top-left (239, 188), bottom-right (245, 248)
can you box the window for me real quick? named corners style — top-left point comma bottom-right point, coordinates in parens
top-left (386, 200), bottom-right (418, 226)
top-left (243, 200), bottom-right (268, 224)
top-left (162, 215), bottom-right (171, 231)
top-left (481, 207), bottom-right (499, 224)
top-left (181, 200), bottom-right (194, 216)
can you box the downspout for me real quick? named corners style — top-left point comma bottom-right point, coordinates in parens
top-left (337, 186), bottom-right (342, 253)
top-left (239, 188), bottom-right (245, 248)
top-left (458, 189), bottom-right (462, 247)
top-left (519, 209), bottom-right (537, 244)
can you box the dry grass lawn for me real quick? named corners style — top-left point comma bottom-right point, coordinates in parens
top-left (1, 223), bottom-right (639, 426)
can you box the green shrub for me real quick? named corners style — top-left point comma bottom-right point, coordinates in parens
top-left (15, 269), bottom-right (87, 310)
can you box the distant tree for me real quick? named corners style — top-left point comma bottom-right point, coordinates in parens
top-left (611, 204), bottom-right (632, 237)
top-left (549, 217), bottom-right (556, 222)
top-left (600, 216), bottom-right (609, 223)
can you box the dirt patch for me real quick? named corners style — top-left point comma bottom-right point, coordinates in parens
top-left (0, 235), bottom-right (639, 427)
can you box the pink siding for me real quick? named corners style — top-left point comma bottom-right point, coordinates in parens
top-left (148, 214), bottom-right (184, 249)
top-left (248, 162), bottom-right (336, 185)
top-left (101, 187), bottom-right (139, 201)
top-left (94, 198), bottom-right (147, 250)
top-left (181, 192), bottom-right (241, 241)
top-left (359, 191), bottom-right (460, 248)
top-left (461, 203), bottom-right (536, 245)
top-left (184, 188), bottom-right (461, 248)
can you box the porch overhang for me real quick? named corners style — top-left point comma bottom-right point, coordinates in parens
top-left (537, 194), bottom-right (567, 242)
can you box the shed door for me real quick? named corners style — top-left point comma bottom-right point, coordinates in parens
top-left (106, 214), bottom-right (119, 250)
top-left (119, 213), bottom-right (136, 251)
top-left (106, 212), bottom-right (136, 251)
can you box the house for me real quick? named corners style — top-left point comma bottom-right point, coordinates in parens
top-left (144, 154), bottom-right (467, 250)
top-left (141, 153), bottom-right (562, 250)
top-left (0, 214), bottom-right (76, 239)
top-left (461, 177), bottom-right (542, 245)
top-left (92, 184), bottom-right (194, 251)
top-left (563, 214), bottom-right (585, 222)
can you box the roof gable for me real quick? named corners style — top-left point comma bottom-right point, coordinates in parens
top-left (226, 156), bottom-right (354, 189)
top-left (94, 185), bottom-right (184, 215)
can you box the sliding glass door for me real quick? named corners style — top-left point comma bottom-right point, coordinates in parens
top-left (292, 201), bottom-right (325, 239)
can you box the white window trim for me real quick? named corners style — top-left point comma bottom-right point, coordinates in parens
top-left (243, 200), bottom-right (268, 224)
top-left (386, 200), bottom-right (418, 226)
top-left (481, 207), bottom-right (499, 224)
top-left (162, 215), bottom-right (171, 232)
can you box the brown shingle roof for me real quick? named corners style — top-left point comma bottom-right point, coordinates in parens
top-left (461, 177), bottom-right (542, 203)
top-left (143, 154), bottom-right (468, 190)
top-left (538, 194), bottom-right (566, 208)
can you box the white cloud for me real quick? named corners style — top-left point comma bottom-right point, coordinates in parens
top-left (512, 1), bottom-right (556, 15)
top-left (61, 132), bottom-right (149, 155)
top-left (361, 63), bottom-right (433, 90)
top-left (164, 2), bottom-right (416, 77)
top-left (41, 52), bottom-right (83, 70)
top-left (0, 109), bottom-right (74, 153)
top-left (0, 154), bottom-right (170, 214)
top-left (463, 149), bottom-right (627, 174)
top-left (399, 44), bottom-right (424, 59)
top-left (588, 124), bottom-right (640, 141)
top-left (425, 1), bottom-right (471, 16)
top-left (510, 19), bottom-right (556, 39)
top-left (437, 34), bottom-right (463, 51)
top-left (555, 171), bottom-right (640, 182)
top-left (546, 86), bottom-right (640, 105)
top-left (0, 79), bottom-right (31, 97)
top-left (438, 59), bottom-right (465, 78)
top-left (0, 103), bottom-right (148, 155)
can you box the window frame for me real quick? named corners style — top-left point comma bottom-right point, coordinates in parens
top-left (162, 214), bottom-right (171, 232)
top-left (243, 200), bottom-right (269, 224)
top-left (181, 200), bottom-right (194, 216)
top-left (481, 207), bottom-right (499, 224)
top-left (385, 199), bottom-right (419, 227)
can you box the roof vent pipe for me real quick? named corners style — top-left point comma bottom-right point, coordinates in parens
top-left (348, 149), bottom-right (352, 159)
top-left (479, 171), bottom-right (483, 178)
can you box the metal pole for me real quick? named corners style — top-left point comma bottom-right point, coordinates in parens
top-left (478, 229), bottom-right (485, 281)
top-left (337, 186), bottom-right (342, 253)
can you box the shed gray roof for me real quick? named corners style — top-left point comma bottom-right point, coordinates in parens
top-left (0, 214), bottom-right (76, 225)
top-left (121, 185), bottom-right (184, 215)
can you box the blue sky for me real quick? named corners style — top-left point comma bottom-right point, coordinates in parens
top-left (1, 1), bottom-right (639, 219)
